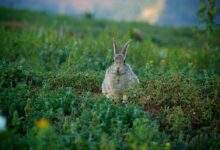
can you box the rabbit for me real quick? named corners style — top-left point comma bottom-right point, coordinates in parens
top-left (102, 39), bottom-right (139, 103)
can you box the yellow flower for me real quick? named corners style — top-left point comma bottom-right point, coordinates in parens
top-left (165, 142), bottom-right (171, 147)
top-left (149, 60), bottom-right (154, 64)
top-left (161, 59), bottom-right (165, 63)
top-left (36, 118), bottom-right (49, 129)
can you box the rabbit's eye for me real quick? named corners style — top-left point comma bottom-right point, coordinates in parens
top-left (124, 60), bottom-right (126, 63)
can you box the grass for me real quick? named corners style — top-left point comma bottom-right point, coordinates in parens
top-left (0, 7), bottom-right (220, 150)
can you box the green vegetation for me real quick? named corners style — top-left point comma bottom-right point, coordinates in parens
top-left (0, 7), bottom-right (219, 149)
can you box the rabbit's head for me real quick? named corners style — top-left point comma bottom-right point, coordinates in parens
top-left (111, 39), bottom-right (131, 75)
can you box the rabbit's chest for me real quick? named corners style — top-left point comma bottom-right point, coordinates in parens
top-left (110, 74), bottom-right (129, 89)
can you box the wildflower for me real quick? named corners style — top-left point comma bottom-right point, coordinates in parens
top-left (161, 59), bottom-right (166, 63)
top-left (165, 142), bottom-right (171, 147)
top-left (36, 118), bottom-right (50, 129)
top-left (149, 60), bottom-right (154, 64)
top-left (0, 115), bottom-right (6, 132)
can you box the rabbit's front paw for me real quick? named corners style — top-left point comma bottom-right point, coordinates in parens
top-left (122, 95), bottom-right (128, 103)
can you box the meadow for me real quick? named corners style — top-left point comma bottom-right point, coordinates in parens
top-left (0, 7), bottom-right (220, 149)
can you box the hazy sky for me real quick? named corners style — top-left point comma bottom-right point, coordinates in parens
top-left (0, 0), bottom-right (219, 26)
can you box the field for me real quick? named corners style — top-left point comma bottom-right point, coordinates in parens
top-left (0, 7), bottom-right (220, 150)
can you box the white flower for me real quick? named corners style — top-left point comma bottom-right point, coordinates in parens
top-left (0, 115), bottom-right (6, 132)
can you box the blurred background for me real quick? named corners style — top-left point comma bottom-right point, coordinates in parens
top-left (1, 0), bottom-right (220, 27)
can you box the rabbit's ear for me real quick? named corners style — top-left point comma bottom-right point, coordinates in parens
top-left (122, 40), bottom-right (131, 58)
top-left (113, 38), bottom-right (119, 55)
